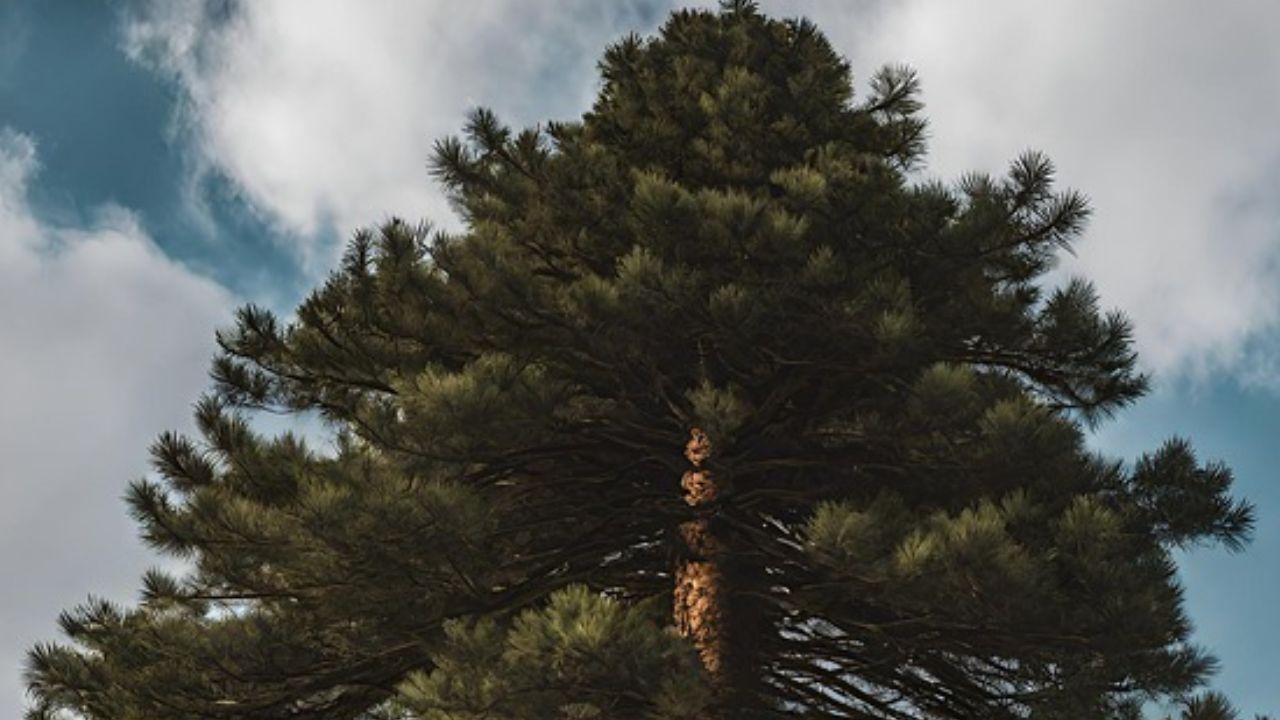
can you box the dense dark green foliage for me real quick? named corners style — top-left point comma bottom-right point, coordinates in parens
top-left (26, 2), bottom-right (1261, 718)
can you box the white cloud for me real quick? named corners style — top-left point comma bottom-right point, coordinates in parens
top-left (120, 0), bottom-right (667, 271)
top-left (0, 128), bottom-right (234, 713)
top-left (122, 0), bottom-right (1280, 384)
top-left (783, 0), bottom-right (1280, 384)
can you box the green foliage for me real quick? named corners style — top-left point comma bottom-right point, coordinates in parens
top-left (398, 586), bottom-right (711, 719)
top-left (26, 1), bottom-right (1261, 719)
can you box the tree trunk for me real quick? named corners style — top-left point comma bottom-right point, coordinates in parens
top-left (674, 428), bottom-right (760, 715)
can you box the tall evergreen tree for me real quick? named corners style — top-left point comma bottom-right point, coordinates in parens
top-left (26, 3), bottom-right (1264, 718)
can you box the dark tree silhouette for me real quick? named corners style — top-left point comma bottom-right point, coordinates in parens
top-left (27, 3), bottom-right (1262, 718)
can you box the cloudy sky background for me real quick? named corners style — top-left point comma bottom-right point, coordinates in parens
top-left (2, 0), bottom-right (1278, 715)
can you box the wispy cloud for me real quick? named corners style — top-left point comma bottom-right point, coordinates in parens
top-left (0, 127), bottom-right (234, 712)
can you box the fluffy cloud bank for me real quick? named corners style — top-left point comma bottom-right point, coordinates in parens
top-left (792, 0), bottom-right (1280, 383)
top-left (0, 128), bottom-right (233, 711)
top-left (121, 0), bottom-right (1280, 384)
top-left (120, 0), bottom-right (665, 268)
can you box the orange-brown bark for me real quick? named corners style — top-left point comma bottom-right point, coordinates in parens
top-left (674, 428), bottom-right (726, 676)
top-left (674, 428), bottom-right (760, 713)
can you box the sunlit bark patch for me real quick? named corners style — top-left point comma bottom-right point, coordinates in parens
top-left (674, 428), bottom-right (729, 682)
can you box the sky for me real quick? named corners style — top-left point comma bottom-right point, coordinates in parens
top-left (0, 0), bottom-right (1277, 716)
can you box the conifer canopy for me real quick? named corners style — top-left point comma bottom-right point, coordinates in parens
top-left (26, 2), bottom-right (1262, 718)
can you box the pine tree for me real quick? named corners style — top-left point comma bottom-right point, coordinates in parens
top-left (26, 2), bottom-right (1264, 718)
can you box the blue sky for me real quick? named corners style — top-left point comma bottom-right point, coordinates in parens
top-left (1, 1), bottom-right (1277, 716)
